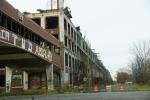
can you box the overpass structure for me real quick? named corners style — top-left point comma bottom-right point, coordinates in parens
top-left (0, 0), bottom-right (112, 93)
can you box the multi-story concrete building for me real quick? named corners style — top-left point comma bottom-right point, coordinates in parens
top-left (26, 0), bottom-right (112, 88)
top-left (0, 0), bottom-right (112, 93)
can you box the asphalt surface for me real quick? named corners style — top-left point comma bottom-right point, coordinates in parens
top-left (0, 92), bottom-right (150, 100)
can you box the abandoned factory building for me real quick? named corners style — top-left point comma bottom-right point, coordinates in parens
top-left (0, 0), bottom-right (112, 92)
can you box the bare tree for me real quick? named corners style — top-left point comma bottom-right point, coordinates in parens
top-left (130, 41), bottom-right (150, 84)
top-left (116, 71), bottom-right (132, 84)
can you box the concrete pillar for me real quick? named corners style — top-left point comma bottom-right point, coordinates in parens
top-left (59, 14), bottom-right (64, 42)
top-left (58, 0), bottom-right (64, 9)
top-left (60, 70), bottom-right (64, 87)
top-left (23, 71), bottom-right (28, 90)
top-left (64, 68), bottom-right (69, 87)
top-left (46, 64), bottom-right (54, 90)
top-left (41, 16), bottom-right (45, 29)
top-left (41, 73), bottom-right (47, 89)
top-left (5, 66), bottom-right (12, 93)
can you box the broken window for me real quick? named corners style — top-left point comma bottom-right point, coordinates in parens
top-left (64, 18), bottom-right (67, 31)
top-left (69, 55), bottom-right (72, 68)
top-left (1, 13), bottom-right (7, 28)
top-left (0, 11), bottom-right (56, 52)
top-left (74, 31), bottom-right (76, 41)
top-left (68, 39), bottom-right (71, 49)
top-left (77, 47), bottom-right (80, 56)
top-left (15, 23), bottom-right (20, 35)
top-left (0, 75), bottom-right (5, 87)
top-left (32, 18), bottom-right (41, 26)
top-left (68, 23), bottom-right (70, 35)
top-left (72, 42), bottom-right (74, 52)
top-left (48, 43), bottom-right (53, 51)
top-left (72, 58), bottom-right (75, 70)
top-left (6, 17), bottom-right (11, 30)
top-left (12, 21), bottom-right (17, 33)
top-left (82, 41), bottom-right (85, 50)
top-left (20, 25), bottom-right (25, 37)
top-left (71, 27), bottom-right (73, 39)
top-left (65, 36), bottom-right (68, 47)
top-left (24, 29), bottom-right (29, 40)
top-left (53, 34), bottom-right (59, 39)
top-left (0, 12), bottom-right (2, 26)
top-left (74, 45), bottom-right (76, 53)
top-left (46, 16), bottom-right (58, 29)
top-left (65, 53), bottom-right (68, 66)
top-left (55, 47), bottom-right (60, 55)
top-left (74, 59), bottom-right (78, 73)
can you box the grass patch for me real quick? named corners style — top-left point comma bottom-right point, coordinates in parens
top-left (135, 84), bottom-right (150, 91)
top-left (0, 87), bottom-right (84, 97)
top-left (55, 86), bottom-right (84, 93)
top-left (0, 89), bottom-right (48, 96)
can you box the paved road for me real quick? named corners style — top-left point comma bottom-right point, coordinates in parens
top-left (0, 92), bottom-right (150, 100)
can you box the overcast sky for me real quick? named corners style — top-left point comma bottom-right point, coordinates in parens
top-left (7, 0), bottom-right (150, 79)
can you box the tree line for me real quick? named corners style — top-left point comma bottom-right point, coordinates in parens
top-left (116, 41), bottom-right (150, 84)
top-left (130, 41), bottom-right (150, 84)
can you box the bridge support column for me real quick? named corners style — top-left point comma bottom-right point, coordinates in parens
top-left (46, 64), bottom-right (54, 90)
top-left (5, 66), bottom-right (12, 93)
top-left (23, 71), bottom-right (28, 90)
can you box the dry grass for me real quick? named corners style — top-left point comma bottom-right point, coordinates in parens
top-left (135, 84), bottom-right (150, 91)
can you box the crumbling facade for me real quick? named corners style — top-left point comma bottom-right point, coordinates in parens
top-left (0, 0), bottom-right (112, 93)
top-left (27, 0), bottom-right (112, 88)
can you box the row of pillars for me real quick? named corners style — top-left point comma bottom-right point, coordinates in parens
top-left (4, 64), bottom-right (57, 93)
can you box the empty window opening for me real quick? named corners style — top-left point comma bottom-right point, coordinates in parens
top-left (12, 21), bottom-right (17, 33)
top-left (0, 11), bottom-right (56, 51)
top-left (46, 17), bottom-right (58, 29)
top-left (1, 14), bottom-right (7, 28)
top-left (64, 18), bottom-right (67, 31)
top-left (0, 75), bottom-right (5, 87)
top-left (0, 12), bottom-right (2, 26)
top-left (72, 43), bottom-right (74, 52)
top-left (32, 18), bottom-right (41, 26)
top-left (65, 36), bottom-right (68, 47)
top-left (53, 34), bottom-right (59, 39)
top-left (72, 58), bottom-right (75, 70)
top-left (69, 55), bottom-right (72, 68)
top-left (65, 53), bottom-right (68, 66)
top-left (68, 24), bottom-right (70, 35)
top-left (71, 28), bottom-right (73, 39)
top-left (54, 46), bottom-right (60, 55)
top-left (7, 17), bottom-right (11, 30)
top-left (68, 40), bottom-right (71, 49)
top-left (74, 31), bottom-right (76, 41)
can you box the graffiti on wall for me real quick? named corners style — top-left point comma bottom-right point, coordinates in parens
top-left (35, 46), bottom-right (52, 61)
top-left (11, 74), bottom-right (23, 88)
